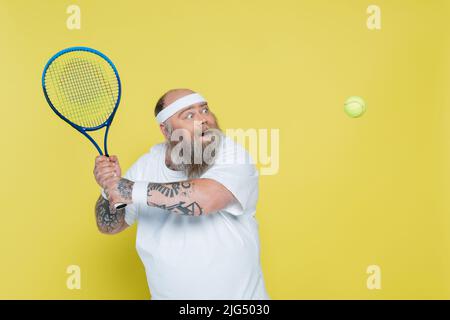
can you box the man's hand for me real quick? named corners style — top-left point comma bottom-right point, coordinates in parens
top-left (94, 155), bottom-right (121, 189)
top-left (93, 155), bottom-right (132, 210)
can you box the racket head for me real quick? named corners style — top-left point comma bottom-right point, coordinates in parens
top-left (41, 46), bottom-right (122, 133)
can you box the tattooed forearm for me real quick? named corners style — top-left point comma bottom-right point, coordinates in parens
top-left (95, 195), bottom-right (126, 234)
top-left (147, 181), bottom-right (192, 198)
top-left (117, 178), bottom-right (134, 201)
top-left (146, 181), bottom-right (205, 216)
top-left (149, 201), bottom-right (204, 216)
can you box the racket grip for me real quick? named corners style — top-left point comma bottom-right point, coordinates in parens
top-left (115, 203), bottom-right (127, 209)
top-left (105, 156), bottom-right (125, 209)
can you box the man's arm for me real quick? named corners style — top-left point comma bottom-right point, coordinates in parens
top-left (95, 195), bottom-right (129, 234)
top-left (146, 178), bottom-right (235, 216)
top-left (110, 178), bottom-right (235, 216)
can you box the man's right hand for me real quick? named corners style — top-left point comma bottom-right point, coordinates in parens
top-left (93, 155), bottom-right (122, 189)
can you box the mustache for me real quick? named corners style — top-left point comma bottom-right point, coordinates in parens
top-left (166, 129), bottom-right (223, 179)
top-left (167, 129), bottom-right (223, 158)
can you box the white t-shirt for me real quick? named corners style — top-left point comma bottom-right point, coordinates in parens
top-left (123, 135), bottom-right (270, 300)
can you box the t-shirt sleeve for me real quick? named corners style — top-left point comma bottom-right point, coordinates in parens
top-left (201, 139), bottom-right (259, 216)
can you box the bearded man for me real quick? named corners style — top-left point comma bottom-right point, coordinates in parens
top-left (93, 88), bottom-right (269, 300)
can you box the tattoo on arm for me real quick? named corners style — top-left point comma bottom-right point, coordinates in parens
top-left (147, 181), bottom-right (204, 216)
top-left (95, 195), bottom-right (126, 233)
top-left (117, 178), bottom-right (133, 201)
top-left (147, 181), bottom-right (192, 198)
top-left (149, 201), bottom-right (203, 216)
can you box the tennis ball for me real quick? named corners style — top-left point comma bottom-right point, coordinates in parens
top-left (344, 96), bottom-right (366, 118)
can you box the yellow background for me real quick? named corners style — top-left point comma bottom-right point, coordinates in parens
top-left (0, 0), bottom-right (449, 299)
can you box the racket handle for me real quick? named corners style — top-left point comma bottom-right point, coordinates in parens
top-left (104, 155), bottom-right (125, 209)
top-left (115, 203), bottom-right (127, 209)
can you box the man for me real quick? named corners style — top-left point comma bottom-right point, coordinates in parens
top-left (93, 88), bottom-right (270, 300)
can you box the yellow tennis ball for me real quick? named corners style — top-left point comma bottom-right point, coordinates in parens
top-left (344, 96), bottom-right (366, 118)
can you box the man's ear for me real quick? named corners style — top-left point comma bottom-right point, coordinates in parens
top-left (160, 123), bottom-right (170, 140)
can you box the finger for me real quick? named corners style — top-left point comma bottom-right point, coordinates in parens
top-left (95, 170), bottom-right (117, 180)
top-left (110, 156), bottom-right (120, 166)
top-left (94, 166), bottom-right (116, 177)
top-left (98, 171), bottom-right (118, 182)
top-left (107, 159), bottom-right (121, 174)
top-left (96, 169), bottom-right (117, 179)
top-left (95, 160), bottom-right (110, 170)
top-left (97, 167), bottom-right (116, 174)
top-left (95, 162), bottom-right (116, 171)
top-left (95, 155), bottom-right (109, 164)
top-left (100, 164), bottom-right (119, 175)
top-left (96, 155), bottom-right (107, 163)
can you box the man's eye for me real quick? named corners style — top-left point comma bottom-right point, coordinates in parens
top-left (186, 113), bottom-right (193, 119)
top-left (202, 108), bottom-right (209, 113)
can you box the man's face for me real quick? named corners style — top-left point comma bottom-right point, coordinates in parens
top-left (166, 102), bottom-right (220, 145)
top-left (162, 101), bottom-right (222, 178)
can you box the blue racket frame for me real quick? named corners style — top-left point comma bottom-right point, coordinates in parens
top-left (42, 46), bottom-right (122, 156)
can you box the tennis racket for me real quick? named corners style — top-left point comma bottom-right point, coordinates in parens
top-left (42, 46), bottom-right (126, 209)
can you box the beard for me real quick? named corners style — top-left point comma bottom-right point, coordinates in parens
top-left (166, 126), bottom-right (223, 179)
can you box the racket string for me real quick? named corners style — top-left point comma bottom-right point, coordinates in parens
top-left (44, 50), bottom-right (119, 129)
top-left (65, 55), bottom-right (114, 126)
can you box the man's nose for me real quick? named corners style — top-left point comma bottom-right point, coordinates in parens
top-left (194, 118), bottom-right (206, 131)
top-left (197, 113), bottom-right (208, 124)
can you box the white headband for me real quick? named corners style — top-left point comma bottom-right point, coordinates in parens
top-left (156, 93), bottom-right (207, 124)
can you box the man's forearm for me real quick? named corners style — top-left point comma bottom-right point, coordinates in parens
top-left (95, 195), bottom-right (127, 234)
top-left (145, 178), bottom-right (236, 215)
top-left (112, 178), bottom-right (232, 216)
top-left (146, 180), bottom-right (205, 216)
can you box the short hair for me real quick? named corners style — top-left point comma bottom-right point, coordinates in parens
top-left (154, 94), bottom-right (166, 117)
